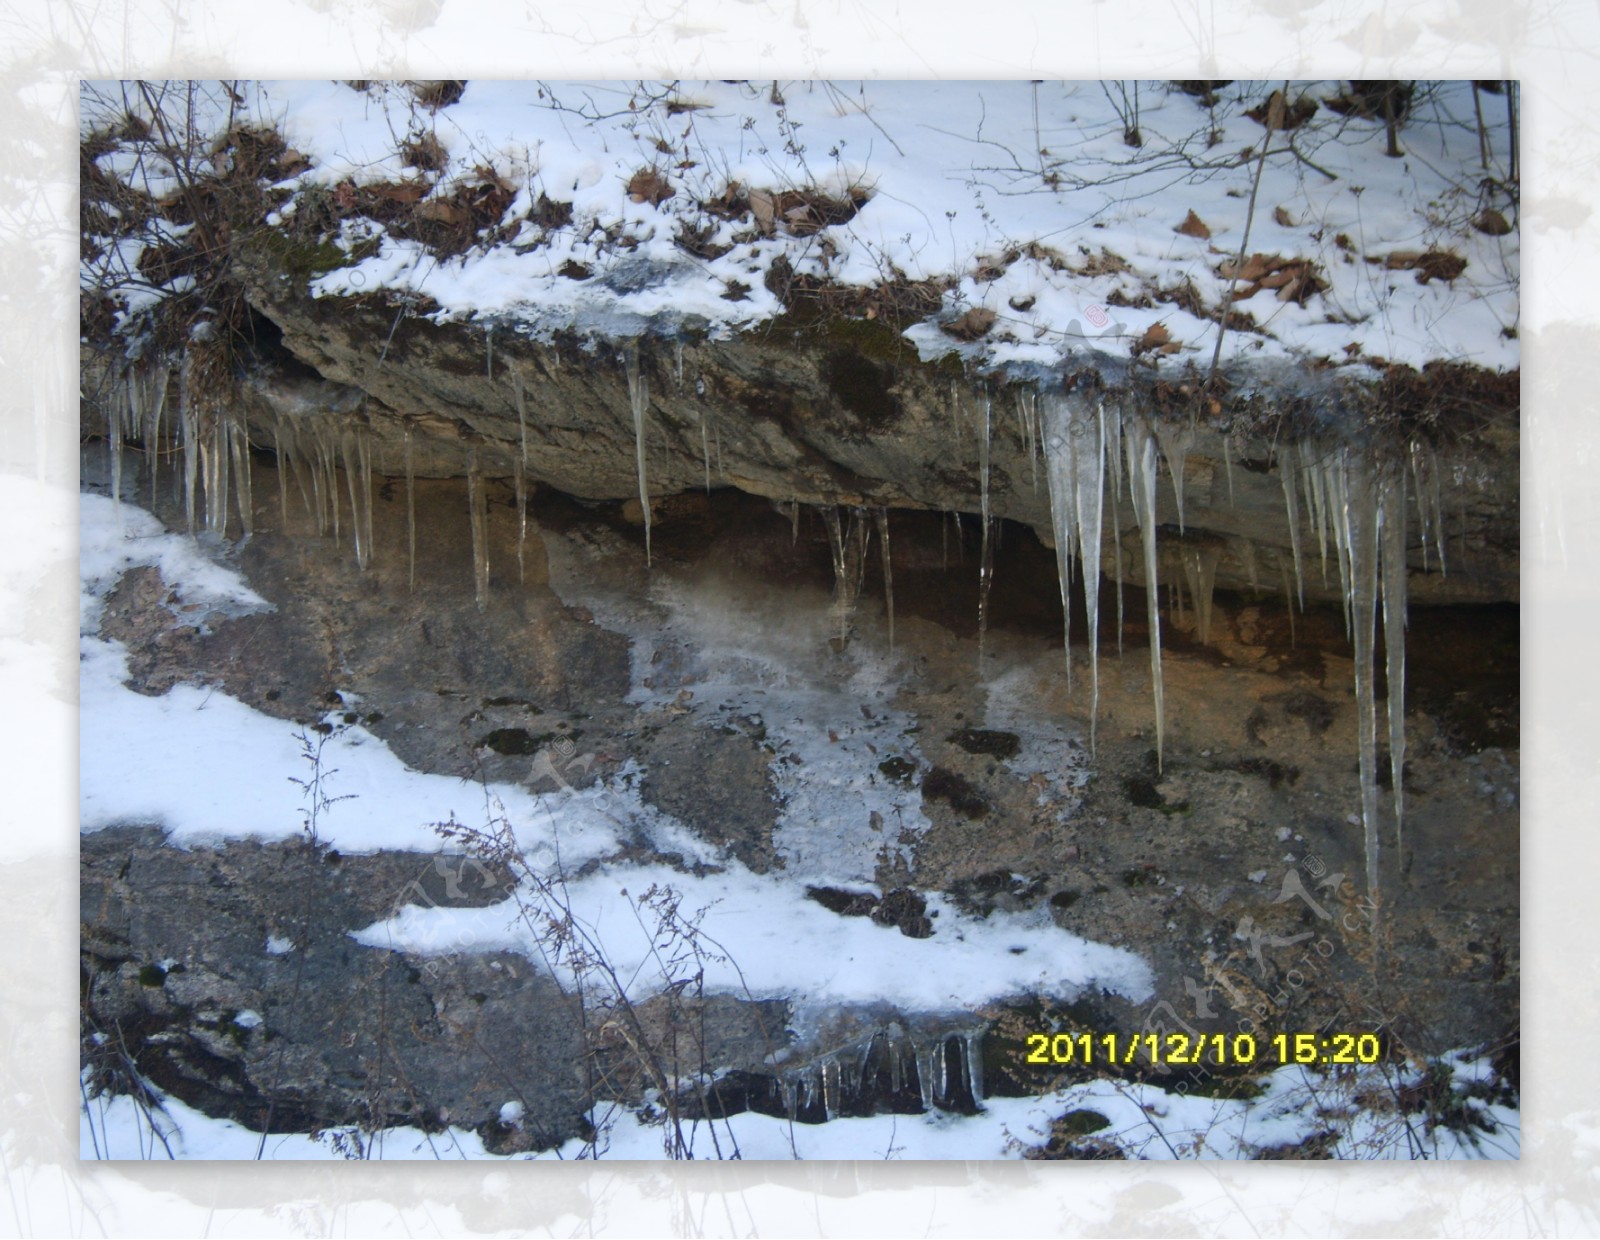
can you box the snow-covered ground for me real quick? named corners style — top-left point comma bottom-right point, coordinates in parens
top-left (79, 489), bottom-right (1518, 1160)
top-left (82, 80), bottom-right (1519, 376)
top-left (82, 1045), bottom-right (1519, 1162)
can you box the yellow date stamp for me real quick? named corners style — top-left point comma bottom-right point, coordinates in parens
top-left (1022, 1030), bottom-right (1385, 1069)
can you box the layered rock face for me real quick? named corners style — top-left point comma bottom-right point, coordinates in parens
top-left (224, 258), bottom-right (1518, 610)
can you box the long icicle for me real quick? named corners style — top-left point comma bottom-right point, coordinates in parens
top-left (626, 345), bottom-right (652, 567)
top-left (977, 389), bottom-right (993, 661)
top-left (404, 425), bottom-right (416, 592)
top-left (342, 430), bottom-right (367, 569)
top-left (1154, 419), bottom-right (1195, 534)
top-left (1280, 444), bottom-right (1305, 609)
top-left (468, 449), bottom-right (490, 612)
top-left (1106, 408), bottom-right (1125, 657)
top-left (1125, 411), bottom-right (1165, 770)
top-left (1379, 462), bottom-right (1408, 870)
top-left (1344, 453), bottom-right (1383, 914)
top-left (1041, 396), bottom-right (1076, 692)
top-left (513, 452), bottom-right (527, 584)
top-left (1072, 397), bottom-right (1106, 752)
top-left (230, 408), bottom-right (254, 542)
top-left (874, 507), bottom-right (895, 651)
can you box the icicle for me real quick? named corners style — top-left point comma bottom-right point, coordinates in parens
top-left (977, 515), bottom-right (995, 658)
top-left (1178, 545), bottom-right (1219, 645)
top-left (823, 505), bottom-right (868, 648)
top-left (144, 367), bottom-right (168, 509)
top-left (230, 409), bottom-right (254, 542)
top-left (1427, 445), bottom-right (1446, 576)
top-left (484, 324), bottom-right (494, 380)
top-left (1344, 455), bottom-right (1383, 911)
top-left (1279, 446), bottom-right (1305, 609)
top-left (918, 1044), bottom-right (937, 1112)
top-left (179, 357), bottom-right (198, 534)
top-left (1154, 420), bottom-right (1195, 533)
top-left (316, 422), bottom-right (340, 544)
top-left (1017, 389), bottom-right (1038, 493)
top-left (673, 338), bottom-right (684, 388)
top-left (977, 389), bottom-right (992, 531)
top-left (1223, 432), bottom-right (1235, 504)
top-left (404, 426), bottom-right (416, 592)
top-left (513, 452), bottom-right (527, 584)
top-left (1410, 443), bottom-right (1429, 574)
top-left (874, 507), bottom-right (895, 651)
top-left (714, 424), bottom-right (723, 478)
top-left (108, 370), bottom-right (127, 514)
top-left (468, 451), bottom-right (490, 611)
top-left (1107, 401), bottom-right (1126, 659)
top-left (1125, 412), bottom-right (1165, 770)
top-left (360, 429), bottom-right (372, 564)
top-left (512, 365), bottom-right (529, 468)
top-left (821, 1056), bottom-right (839, 1121)
top-left (701, 416), bottom-right (712, 494)
top-left (341, 429), bottom-right (369, 568)
top-left (790, 498), bottom-right (800, 545)
top-left (1041, 397), bottom-right (1076, 691)
top-left (1071, 398), bottom-right (1107, 750)
top-left (964, 1030), bottom-right (985, 1104)
top-left (1379, 464), bottom-right (1408, 864)
top-left (626, 345), bottom-right (652, 567)
top-left (1302, 441), bottom-right (1330, 586)
top-left (1322, 453), bottom-right (1353, 639)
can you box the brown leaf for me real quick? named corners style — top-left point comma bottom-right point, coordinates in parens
top-left (748, 188), bottom-right (775, 235)
top-left (941, 306), bottom-right (998, 341)
top-left (626, 167), bottom-right (674, 206)
top-left (1218, 252), bottom-right (1282, 282)
top-left (414, 199), bottom-right (467, 225)
top-left (1272, 205), bottom-right (1296, 228)
top-left (366, 180), bottom-right (428, 204)
top-left (1247, 91), bottom-right (1317, 131)
top-left (1133, 321), bottom-right (1174, 356)
top-left (1174, 209), bottom-right (1211, 239)
top-left (1473, 208), bottom-right (1513, 236)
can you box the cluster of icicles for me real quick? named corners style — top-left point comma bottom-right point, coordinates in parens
top-left (767, 1022), bottom-right (987, 1123)
top-left (101, 353), bottom-right (1450, 910)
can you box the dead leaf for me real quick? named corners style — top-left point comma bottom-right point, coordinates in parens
top-left (1272, 205), bottom-right (1296, 228)
top-left (1174, 209), bottom-right (1211, 239)
top-left (1473, 208), bottom-right (1513, 236)
top-left (414, 199), bottom-right (467, 225)
top-left (1247, 91), bottom-right (1317, 131)
top-left (1368, 249), bottom-right (1468, 284)
top-left (941, 306), bottom-right (998, 341)
top-left (1133, 322), bottom-right (1175, 356)
top-left (748, 188), bottom-right (775, 234)
top-left (626, 167), bottom-right (674, 206)
top-left (1218, 252), bottom-right (1281, 282)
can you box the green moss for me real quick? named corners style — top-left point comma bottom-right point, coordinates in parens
top-left (137, 964), bottom-right (167, 987)
top-left (255, 230), bottom-right (380, 285)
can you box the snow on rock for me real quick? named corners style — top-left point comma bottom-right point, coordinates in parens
top-left (83, 80), bottom-right (1519, 376)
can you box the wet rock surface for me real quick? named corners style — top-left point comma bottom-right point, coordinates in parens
top-left (79, 450), bottom-right (1519, 1148)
